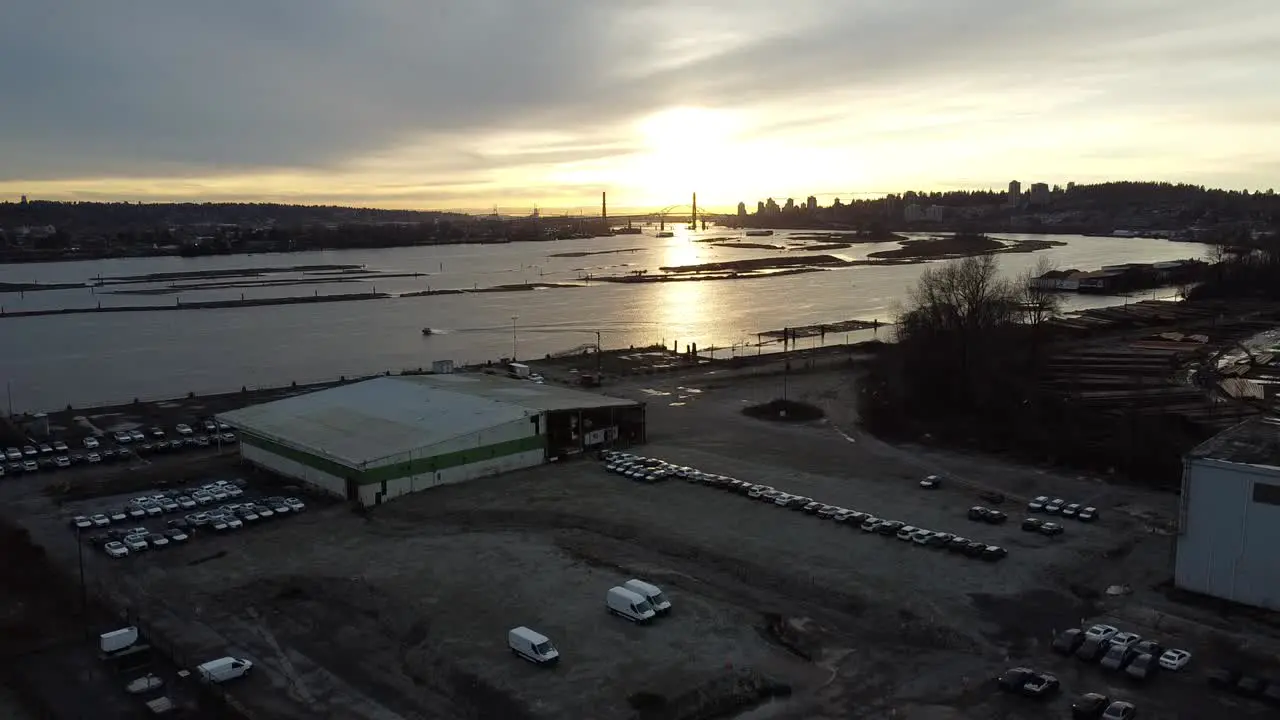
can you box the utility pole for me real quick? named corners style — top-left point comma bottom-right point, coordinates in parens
top-left (511, 315), bottom-right (519, 361)
top-left (595, 331), bottom-right (603, 378)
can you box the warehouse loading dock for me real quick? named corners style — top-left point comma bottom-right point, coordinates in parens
top-left (217, 374), bottom-right (645, 506)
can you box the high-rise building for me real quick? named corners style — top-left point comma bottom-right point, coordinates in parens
top-left (757, 201), bottom-right (766, 215)
top-left (806, 196), bottom-right (817, 211)
top-left (1029, 183), bottom-right (1050, 206)
top-left (764, 198), bottom-right (779, 214)
top-left (783, 198), bottom-right (795, 211)
top-left (1007, 181), bottom-right (1022, 206)
top-left (737, 202), bottom-right (747, 218)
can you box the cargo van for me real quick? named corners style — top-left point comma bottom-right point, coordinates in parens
top-left (508, 626), bottom-right (559, 665)
top-left (624, 579), bottom-right (672, 615)
top-left (606, 586), bottom-right (656, 623)
top-left (196, 656), bottom-right (253, 683)
top-left (100, 626), bottom-right (139, 654)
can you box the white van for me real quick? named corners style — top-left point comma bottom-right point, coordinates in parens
top-left (606, 586), bottom-right (656, 623)
top-left (508, 626), bottom-right (559, 665)
top-left (624, 579), bottom-right (672, 615)
top-left (100, 626), bottom-right (139, 654)
top-left (196, 656), bottom-right (253, 683)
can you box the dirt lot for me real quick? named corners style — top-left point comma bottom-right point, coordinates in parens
top-left (5, 363), bottom-right (1280, 719)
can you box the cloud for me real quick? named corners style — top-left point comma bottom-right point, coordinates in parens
top-left (1, 0), bottom-right (1278, 205)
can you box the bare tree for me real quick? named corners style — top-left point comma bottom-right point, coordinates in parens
top-left (1019, 256), bottom-right (1063, 328)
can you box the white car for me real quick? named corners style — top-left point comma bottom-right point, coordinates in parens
top-left (1157, 648), bottom-right (1192, 671)
top-left (127, 505), bottom-right (147, 519)
top-left (910, 529), bottom-right (933, 545)
top-left (52, 440), bottom-right (69, 453)
top-left (83, 437), bottom-right (100, 449)
top-left (175, 424), bottom-right (193, 436)
top-left (123, 535), bottom-right (149, 552)
top-left (53, 456), bottom-right (71, 468)
top-left (107, 508), bottom-right (127, 523)
top-left (176, 496), bottom-right (196, 510)
top-left (1109, 632), bottom-right (1142, 650)
top-left (129, 430), bottom-right (146, 442)
top-left (255, 505), bottom-right (274, 519)
top-left (224, 516), bottom-right (243, 530)
top-left (4, 447), bottom-right (21, 461)
top-left (284, 497), bottom-right (306, 512)
top-left (896, 525), bottom-right (919, 541)
top-left (1085, 624), bottom-right (1120, 643)
top-left (919, 475), bottom-right (943, 489)
top-left (113, 431), bottom-right (132, 444)
top-left (147, 533), bottom-right (170, 548)
top-left (1027, 496), bottom-right (1050, 512)
top-left (89, 514), bottom-right (110, 527)
top-left (72, 515), bottom-right (93, 530)
top-left (192, 492), bottom-right (214, 506)
top-left (143, 503), bottom-right (163, 517)
top-left (159, 499), bottom-right (179, 513)
top-left (104, 541), bottom-right (130, 558)
top-left (87, 452), bottom-right (102, 464)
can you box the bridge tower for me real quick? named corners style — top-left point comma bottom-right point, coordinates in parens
top-left (690, 192), bottom-right (697, 230)
top-left (601, 191), bottom-right (607, 221)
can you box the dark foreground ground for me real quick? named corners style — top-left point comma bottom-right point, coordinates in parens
top-left (2, 359), bottom-right (1279, 719)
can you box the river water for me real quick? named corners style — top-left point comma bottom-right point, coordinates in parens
top-left (0, 228), bottom-right (1208, 412)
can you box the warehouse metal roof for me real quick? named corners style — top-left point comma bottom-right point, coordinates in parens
top-left (217, 374), bottom-right (638, 467)
top-left (1189, 416), bottom-right (1280, 468)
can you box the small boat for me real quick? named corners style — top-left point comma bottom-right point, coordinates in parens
top-left (656, 231), bottom-right (674, 238)
top-left (422, 327), bottom-right (434, 336)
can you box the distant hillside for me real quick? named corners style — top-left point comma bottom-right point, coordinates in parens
top-left (0, 200), bottom-right (467, 231)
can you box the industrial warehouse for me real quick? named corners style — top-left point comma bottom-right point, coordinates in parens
top-left (1176, 416), bottom-right (1280, 611)
top-left (216, 373), bottom-right (646, 505)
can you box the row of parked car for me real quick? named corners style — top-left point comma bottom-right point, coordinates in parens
top-left (3, 423), bottom-right (236, 478)
top-left (1053, 623), bottom-right (1191, 682)
top-left (1027, 495), bottom-right (1099, 521)
top-left (73, 480), bottom-right (306, 558)
top-left (601, 451), bottom-right (1010, 562)
top-left (997, 666), bottom-right (1140, 719)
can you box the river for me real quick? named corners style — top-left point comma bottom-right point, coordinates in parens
top-left (0, 228), bottom-right (1209, 412)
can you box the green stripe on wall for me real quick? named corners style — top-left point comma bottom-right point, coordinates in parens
top-left (361, 434), bottom-right (545, 484)
top-left (241, 432), bottom-right (354, 479)
top-left (240, 431), bottom-right (545, 485)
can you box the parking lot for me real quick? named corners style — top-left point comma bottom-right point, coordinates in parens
top-left (2, 417), bottom-right (238, 481)
top-left (4, 364), bottom-right (1279, 719)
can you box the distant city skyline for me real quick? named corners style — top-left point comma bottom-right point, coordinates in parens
top-left (2, 1), bottom-right (1278, 209)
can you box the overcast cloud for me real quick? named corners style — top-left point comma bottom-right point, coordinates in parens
top-left (1, 0), bottom-right (1278, 209)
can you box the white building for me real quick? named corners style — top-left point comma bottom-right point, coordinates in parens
top-left (1175, 417), bottom-right (1280, 610)
top-left (218, 374), bottom-right (645, 507)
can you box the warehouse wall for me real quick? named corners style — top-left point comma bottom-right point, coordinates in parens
top-left (359, 416), bottom-right (544, 505)
top-left (240, 437), bottom-right (348, 498)
top-left (1175, 458), bottom-right (1280, 610)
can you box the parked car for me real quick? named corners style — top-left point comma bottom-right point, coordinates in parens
top-left (38, 443), bottom-right (54, 455)
top-left (1100, 644), bottom-right (1138, 672)
top-left (817, 505), bottom-right (842, 519)
top-left (1071, 692), bottom-right (1110, 719)
top-left (1022, 517), bottom-right (1045, 532)
top-left (1100, 701), bottom-right (1137, 720)
top-left (52, 440), bottom-right (69, 453)
top-left (1021, 672), bottom-right (1060, 698)
top-left (1044, 498), bottom-right (1066, 514)
top-left (53, 456), bottom-right (71, 469)
top-left (1084, 624), bottom-right (1119, 642)
top-left (1052, 628), bottom-right (1085, 656)
top-left (1038, 521), bottom-right (1065, 537)
top-left (981, 546), bottom-right (1008, 562)
top-left (89, 514), bottom-right (111, 527)
top-left (1124, 652), bottom-right (1160, 681)
top-left (1027, 496), bottom-right (1049, 512)
top-left (147, 533), bottom-right (170, 549)
top-left (129, 429), bottom-right (145, 442)
top-left (1158, 648), bottom-right (1192, 671)
top-left (1061, 503), bottom-right (1081, 518)
top-left (22, 445), bottom-right (37, 457)
top-left (123, 535), bottom-right (148, 552)
top-left (4, 447), bottom-right (21, 461)
top-left (175, 424), bottom-right (193, 436)
top-left (113, 432), bottom-right (131, 444)
top-left (1078, 506), bottom-right (1099, 522)
top-left (996, 667), bottom-right (1036, 694)
top-left (71, 516), bottom-right (93, 530)
top-left (87, 452), bottom-right (102, 464)
top-left (104, 541), bottom-right (129, 558)
top-left (1076, 636), bottom-right (1110, 662)
top-left (107, 508), bottom-right (127, 523)
top-left (919, 475), bottom-right (942, 489)
top-left (1109, 632), bottom-right (1142, 650)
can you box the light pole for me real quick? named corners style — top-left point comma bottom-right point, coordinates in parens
top-left (75, 527), bottom-right (88, 636)
top-left (595, 330), bottom-right (602, 378)
top-left (511, 315), bottom-right (519, 361)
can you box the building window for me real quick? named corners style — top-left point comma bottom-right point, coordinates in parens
top-left (1253, 482), bottom-right (1280, 506)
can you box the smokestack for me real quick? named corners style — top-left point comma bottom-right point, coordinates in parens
top-left (692, 192), bottom-right (697, 224)
top-left (602, 191), bottom-right (607, 220)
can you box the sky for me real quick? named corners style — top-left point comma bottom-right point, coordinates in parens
top-left (2, 0), bottom-right (1278, 213)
